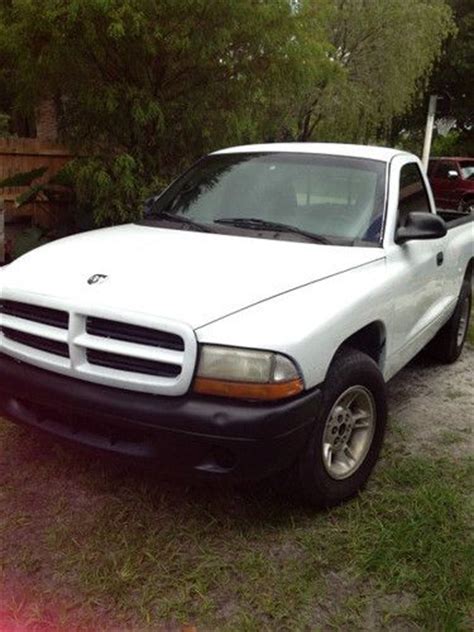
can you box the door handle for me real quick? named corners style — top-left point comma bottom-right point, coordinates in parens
top-left (436, 252), bottom-right (444, 266)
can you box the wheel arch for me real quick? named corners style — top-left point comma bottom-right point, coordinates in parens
top-left (465, 257), bottom-right (473, 280)
top-left (331, 321), bottom-right (387, 373)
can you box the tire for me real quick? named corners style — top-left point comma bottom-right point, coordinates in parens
top-left (295, 348), bottom-right (387, 507)
top-left (428, 276), bottom-right (472, 364)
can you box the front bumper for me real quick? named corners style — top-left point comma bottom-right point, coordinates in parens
top-left (0, 353), bottom-right (320, 482)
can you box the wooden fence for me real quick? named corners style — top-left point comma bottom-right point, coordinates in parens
top-left (0, 137), bottom-right (73, 225)
top-left (0, 137), bottom-right (74, 262)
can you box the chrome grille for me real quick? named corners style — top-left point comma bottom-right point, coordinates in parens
top-left (0, 299), bottom-right (68, 328)
top-left (0, 296), bottom-right (197, 396)
top-left (0, 300), bottom-right (69, 360)
top-left (2, 327), bottom-right (69, 358)
top-left (86, 316), bottom-right (184, 351)
top-left (86, 348), bottom-right (182, 378)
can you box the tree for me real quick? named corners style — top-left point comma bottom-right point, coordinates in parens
top-left (1, 0), bottom-right (330, 224)
top-left (295, 0), bottom-right (454, 144)
top-left (0, 0), bottom-right (456, 226)
top-left (432, 0), bottom-right (473, 130)
top-left (392, 0), bottom-right (473, 155)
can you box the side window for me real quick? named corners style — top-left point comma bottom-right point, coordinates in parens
top-left (398, 163), bottom-right (431, 227)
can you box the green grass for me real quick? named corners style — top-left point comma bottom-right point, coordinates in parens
top-left (1, 420), bottom-right (473, 631)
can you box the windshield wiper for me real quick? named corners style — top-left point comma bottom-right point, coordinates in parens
top-left (144, 211), bottom-right (215, 233)
top-left (214, 217), bottom-right (332, 244)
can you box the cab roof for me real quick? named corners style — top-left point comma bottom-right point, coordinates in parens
top-left (212, 142), bottom-right (413, 163)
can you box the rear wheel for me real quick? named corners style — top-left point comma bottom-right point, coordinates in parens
top-left (428, 277), bottom-right (472, 364)
top-left (296, 348), bottom-right (387, 507)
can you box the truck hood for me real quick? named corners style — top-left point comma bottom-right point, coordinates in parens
top-left (1, 225), bottom-right (384, 328)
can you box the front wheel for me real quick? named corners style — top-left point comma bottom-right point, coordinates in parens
top-left (296, 348), bottom-right (387, 507)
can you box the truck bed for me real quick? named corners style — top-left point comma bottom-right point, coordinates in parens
top-left (437, 209), bottom-right (473, 229)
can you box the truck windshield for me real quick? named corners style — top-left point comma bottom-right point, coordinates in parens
top-left (143, 152), bottom-right (387, 244)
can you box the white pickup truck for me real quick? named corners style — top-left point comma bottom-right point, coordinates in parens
top-left (0, 143), bottom-right (472, 506)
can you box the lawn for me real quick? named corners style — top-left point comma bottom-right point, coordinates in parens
top-left (1, 329), bottom-right (473, 631)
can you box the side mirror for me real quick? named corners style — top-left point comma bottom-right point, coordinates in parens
top-left (447, 170), bottom-right (459, 180)
top-left (395, 211), bottom-right (447, 244)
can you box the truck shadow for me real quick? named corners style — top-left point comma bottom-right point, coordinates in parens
top-left (1, 344), bottom-right (472, 531)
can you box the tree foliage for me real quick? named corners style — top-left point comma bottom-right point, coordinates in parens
top-left (393, 0), bottom-right (473, 155)
top-left (2, 0), bottom-right (334, 223)
top-left (296, 0), bottom-right (454, 143)
top-left (433, 0), bottom-right (474, 130)
top-left (0, 0), bottom-right (455, 225)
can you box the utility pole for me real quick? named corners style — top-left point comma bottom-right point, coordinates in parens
top-left (421, 95), bottom-right (437, 172)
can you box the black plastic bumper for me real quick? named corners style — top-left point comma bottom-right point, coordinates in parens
top-left (0, 354), bottom-right (321, 482)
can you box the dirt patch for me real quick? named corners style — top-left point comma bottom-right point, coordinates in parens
top-left (388, 345), bottom-right (473, 458)
top-left (310, 571), bottom-right (419, 631)
top-left (363, 591), bottom-right (419, 631)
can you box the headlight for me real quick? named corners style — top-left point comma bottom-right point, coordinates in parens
top-left (193, 345), bottom-right (304, 400)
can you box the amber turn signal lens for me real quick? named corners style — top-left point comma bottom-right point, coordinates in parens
top-left (193, 377), bottom-right (304, 401)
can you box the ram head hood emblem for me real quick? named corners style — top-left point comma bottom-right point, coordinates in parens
top-left (87, 273), bottom-right (108, 285)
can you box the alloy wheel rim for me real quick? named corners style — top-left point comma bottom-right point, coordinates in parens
top-left (322, 385), bottom-right (376, 480)
top-left (457, 297), bottom-right (470, 347)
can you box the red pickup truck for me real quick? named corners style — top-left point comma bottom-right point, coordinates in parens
top-left (428, 157), bottom-right (474, 214)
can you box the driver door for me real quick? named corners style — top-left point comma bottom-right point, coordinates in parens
top-left (387, 160), bottom-right (448, 363)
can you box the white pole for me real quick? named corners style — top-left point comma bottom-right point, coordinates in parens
top-left (421, 95), bottom-right (437, 172)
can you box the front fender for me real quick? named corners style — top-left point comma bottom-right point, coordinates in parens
top-left (196, 258), bottom-right (390, 388)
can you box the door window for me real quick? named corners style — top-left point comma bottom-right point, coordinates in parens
top-left (398, 163), bottom-right (431, 226)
